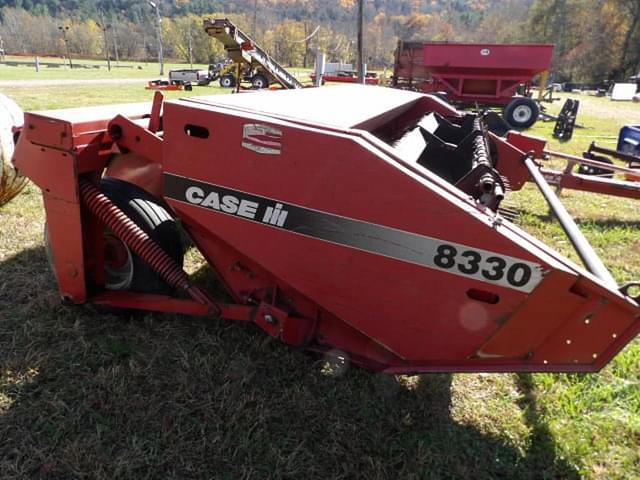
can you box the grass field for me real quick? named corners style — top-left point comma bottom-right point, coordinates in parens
top-left (0, 55), bottom-right (207, 81)
top-left (0, 55), bottom-right (313, 84)
top-left (1, 66), bottom-right (639, 479)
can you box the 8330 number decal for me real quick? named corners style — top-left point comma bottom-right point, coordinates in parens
top-left (434, 244), bottom-right (533, 288)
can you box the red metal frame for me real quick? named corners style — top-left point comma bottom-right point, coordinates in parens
top-left (310, 73), bottom-right (380, 86)
top-left (503, 132), bottom-right (640, 200)
top-left (146, 80), bottom-right (184, 91)
top-left (13, 86), bottom-right (640, 374)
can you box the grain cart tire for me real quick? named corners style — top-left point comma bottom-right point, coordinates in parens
top-left (0, 93), bottom-right (27, 207)
top-left (219, 74), bottom-right (236, 88)
top-left (98, 177), bottom-right (184, 294)
top-left (503, 97), bottom-right (540, 129)
top-left (251, 74), bottom-right (269, 89)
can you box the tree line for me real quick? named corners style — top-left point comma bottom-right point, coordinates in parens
top-left (0, 0), bottom-right (638, 83)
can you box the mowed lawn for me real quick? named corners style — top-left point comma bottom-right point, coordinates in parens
top-left (0, 55), bottom-right (211, 81)
top-left (1, 65), bottom-right (639, 479)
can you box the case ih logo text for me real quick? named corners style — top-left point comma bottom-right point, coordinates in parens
top-left (185, 186), bottom-right (289, 227)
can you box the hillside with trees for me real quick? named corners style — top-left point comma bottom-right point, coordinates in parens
top-left (0, 0), bottom-right (638, 83)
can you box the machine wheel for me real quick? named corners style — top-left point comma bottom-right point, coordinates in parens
top-left (99, 177), bottom-right (184, 294)
top-left (578, 155), bottom-right (615, 178)
top-left (503, 97), bottom-right (540, 129)
top-left (251, 74), bottom-right (269, 89)
top-left (219, 74), bottom-right (236, 88)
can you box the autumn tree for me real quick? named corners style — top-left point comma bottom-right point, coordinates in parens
top-left (465, 0), bottom-right (532, 43)
top-left (392, 12), bottom-right (454, 42)
top-left (614, 0), bottom-right (640, 78)
top-left (0, 0), bottom-right (636, 81)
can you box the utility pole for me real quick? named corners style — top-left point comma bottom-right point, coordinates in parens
top-left (148, 1), bottom-right (164, 76)
top-left (112, 14), bottom-right (120, 67)
top-left (58, 26), bottom-right (73, 69)
top-left (188, 23), bottom-right (194, 69)
top-left (98, 14), bottom-right (111, 71)
top-left (186, 4), bottom-right (194, 69)
top-left (357, 0), bottom-right (365, 84)
top-left (252, 0), bottom-right (258, 38)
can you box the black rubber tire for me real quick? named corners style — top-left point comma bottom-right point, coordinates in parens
top-left (219, 74), bottom-right (236, 88)
top-left (99, 177), bottom-right (184, 295)
top-left (578, 155), bottom-right (615, 178)
top-left (503, 97), bottom-right (540, 129)
top-left (251, 74), bottom-right (269, 89)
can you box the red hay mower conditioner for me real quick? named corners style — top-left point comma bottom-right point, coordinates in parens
top-left (10, 86), bottom-right (640, 374)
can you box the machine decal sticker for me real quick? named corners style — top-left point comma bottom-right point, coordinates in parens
top-left (432, 244), bottom-right (533, 289)
top-left (165, 173), bottom-right (544, 293)
top-left (241, 123), bottom-right (283, 155)
top-left (184, 184), bottom-right (289, 227)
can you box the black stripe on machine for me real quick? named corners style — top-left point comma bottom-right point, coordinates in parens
top-left (164, 173), bottom-right (544, 293)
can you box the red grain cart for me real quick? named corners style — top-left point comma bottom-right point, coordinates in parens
top-left (392, 41), bottom-right (554, 128)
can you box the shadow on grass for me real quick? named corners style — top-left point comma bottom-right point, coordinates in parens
top-left (0, 247), bottom-right (579, 479)
top-left (515, 373), bottom-right (576, 477)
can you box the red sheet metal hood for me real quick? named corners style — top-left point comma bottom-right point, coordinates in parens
top-left (181, 85), bottom-right (426, 130)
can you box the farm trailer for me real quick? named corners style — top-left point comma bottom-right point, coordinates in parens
top-left (9, 85), bottom-right (640, 374)
top-left (392, 41), bottom-right (554, 129)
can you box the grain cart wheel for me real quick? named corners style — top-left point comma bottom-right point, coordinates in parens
top-left (503, 97), bottom-right (540, 129)
top-left (251, 74), bottom-right (269, 89)
top-left (219, 74), bottom-right (236, 88)
top-left (0, 93), bottom-right (27, 207)
top-left (98, 177), bottom-right (184, 294)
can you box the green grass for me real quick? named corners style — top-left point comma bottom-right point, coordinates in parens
top-left (0, 55), bottom-right (314, 83)
top-left (1, 77), bottom-right (640, 479)
top-left (498, 94), bottom-right (640, 479)
top-left (1, 84), bottom-right (211, 111)
top-left (0, 55), bottom-right (210, 80)
top-left (0, 58), bottom-right (313, 111)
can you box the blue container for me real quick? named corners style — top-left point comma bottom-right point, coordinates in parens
top-left (617, 125), bottom-right (640, 157)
